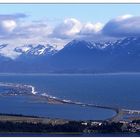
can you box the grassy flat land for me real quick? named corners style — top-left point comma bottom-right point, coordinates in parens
top-left (0, 114), bottom-right (69, 125)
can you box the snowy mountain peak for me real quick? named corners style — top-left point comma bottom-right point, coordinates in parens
top-left (64, 39), bottom-right (117, 50)
top-left (65, 39), bottom-right (97, 49)
top-left (14, 44), bottom-right (58, 56)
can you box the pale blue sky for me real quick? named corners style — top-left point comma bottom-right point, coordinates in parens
top-left (0, 4), bottom-right (140, 24)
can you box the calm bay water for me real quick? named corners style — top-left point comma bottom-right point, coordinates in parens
top-left (0, 73), bottom-right (140, 120)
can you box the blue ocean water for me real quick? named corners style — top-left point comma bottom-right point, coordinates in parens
top-left (0, 73), bottom-right (139, 120)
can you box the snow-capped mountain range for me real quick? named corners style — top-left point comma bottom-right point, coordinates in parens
top-left (0, 43), bottom-right (58, 59)
top-left (14, 44), bottom-right (58, 56)
top-left (0, 37), bottom-right (140, 73)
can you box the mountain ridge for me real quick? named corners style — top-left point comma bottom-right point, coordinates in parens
top-left (0, 37), bottom-right (140, 73)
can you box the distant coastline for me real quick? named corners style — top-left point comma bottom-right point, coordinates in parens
top-left (1, 72), bottom-right (140, 76)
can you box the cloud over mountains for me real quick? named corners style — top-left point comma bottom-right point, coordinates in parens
top-left (0, 13), bottom-right (140, 47)
top-left (50, 18), bottom-right (82, 39)
top-left (102, 15), bottom-right (140, 37)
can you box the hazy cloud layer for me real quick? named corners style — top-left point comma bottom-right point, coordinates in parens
top-left (0, 14), bottom-right (140, 46)
top-left (0, 13), bottom-right (27, 20)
